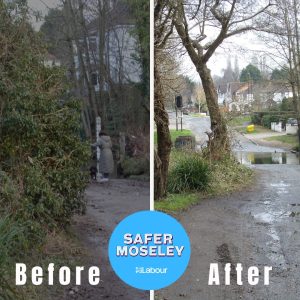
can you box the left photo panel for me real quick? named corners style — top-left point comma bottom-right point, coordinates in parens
top-left (0, 0), bottom-right (149, 299)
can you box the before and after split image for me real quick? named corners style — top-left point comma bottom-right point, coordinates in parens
top-left (1, 0), bottom-right (300, 299)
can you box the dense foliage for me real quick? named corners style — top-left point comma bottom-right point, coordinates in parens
top-left (0, 3), bottom-right (89, 297)
top-left (271, 67), bottom-right (289, 81)
top-left (168, 152), bottom-right (210, 193)
top-left (126, 0), bottom-right (150, 104)
top-left (240, 64), bottom-right (262, 83)
top-left (251, 110), bottom-right (296, 128)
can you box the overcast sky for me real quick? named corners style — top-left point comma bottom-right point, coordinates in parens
top-left (28, 0), bottom-right (60, 30)
top-left (179, 30), bottom-right (274, 82)
top-left (27, 0), bottom-right (277, 80)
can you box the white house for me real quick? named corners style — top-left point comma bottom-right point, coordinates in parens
top-left (217, 80), bottom-right (293, 112)
top-left (73, 0), bottom-right (141, 92)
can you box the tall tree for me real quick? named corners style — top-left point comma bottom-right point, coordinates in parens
top-left (240, 64), bottom-right (262, 83)
top-left (154, 0), bottom-right (173, 199)
top-left (222, 57), bottom-right (235, 83)
top-left (171, 0), bottom-right (271, 157)
top-left (261, 0), bottom-right (300, 143)
top-left (233, 56), bottom-right (240, 81)
top-left (126, 0), bottom-right (150, 129)
top-left (271, 66), bottom-right (289, 80)
top-left (40, 0), bottom-right (149, 138)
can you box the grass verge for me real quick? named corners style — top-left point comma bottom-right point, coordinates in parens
top-left (155, 151), bottom-right (253, 213)
top-left (264, 134), bottom-right (299, 149)
top-left (1, 226), bottom-right (85, 300)
top-left (154, 129), bottom-right (192, 145)
top-left (228, 115), bottom-right (251, 127)
top-left (236, 125), bottom-right (272, 134)
top-left (189, 113), bottom-right (207, 118)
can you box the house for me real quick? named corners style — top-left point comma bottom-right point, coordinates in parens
top-left (217, 82), bottom-right (254, 112)
top-left (252, 81), bottom-right (293, 110)
top-left (217, 80), bottom-right (293, 112)
top-left (44, 53), bottom-right (61, 68)
top-left (73, 0), bottom-right (141, 93)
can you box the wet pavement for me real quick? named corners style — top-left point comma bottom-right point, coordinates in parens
top-left (158, 164), bottom-right (300, 299)
top-left (160, 114), bottom-right (300, 299)
top-left (235, 151), bottom-right (300, 165)
top-left (168, 112), bottom-right (210, 146)
top-left (67, 180), bottom-right (149, 300)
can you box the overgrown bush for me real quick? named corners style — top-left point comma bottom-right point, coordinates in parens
top-left (0, 3), bottom-right (89, 230)
top-left (0, 216), bottom-right (24, 299)
top-left (121, 157), bottom-right (149, 177)
top-left (262, 114), bottom-right (280, 128)
top-left (210, 155), bottom-right (253, 193)
top-left (251, 112), bottom-right (294, 128)
top-left (0, 4), bottom-right (89, 298)
top-left (168, 152), bottom-right (210, 193)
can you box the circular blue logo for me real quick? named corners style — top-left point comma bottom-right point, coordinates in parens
top-left (108, 210), bottom-right (190, 290)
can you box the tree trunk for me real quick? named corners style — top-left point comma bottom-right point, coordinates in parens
top-left (284, 3), bottom-right (300, 147)
top-left (198, 63), bottom-right (230, 157)
top-left (154, 60), bottom-right (172, 199)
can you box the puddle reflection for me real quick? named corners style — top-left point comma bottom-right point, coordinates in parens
top-left (234, 151), bottom-right (300, 165)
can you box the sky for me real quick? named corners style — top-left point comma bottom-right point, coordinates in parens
top-left (175, 1), bottom-right (282, 82)
top-left (27, 0), bottom-right (278, 80)
top-left (27, 0), bottom-right (60, 30)
top-left (178, 30), bottom-right (274, 82)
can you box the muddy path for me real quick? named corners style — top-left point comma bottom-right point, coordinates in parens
top-left (64, 179), bottom-right (149, 300)
top-left (157, 164), bottom-right (300, 300)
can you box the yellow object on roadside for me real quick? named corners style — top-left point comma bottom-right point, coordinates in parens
top-left (247, 124), bottom-right (255, 133)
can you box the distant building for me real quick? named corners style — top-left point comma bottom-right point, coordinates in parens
top-left (217, 80), bottom-right (292, 112)
top-left (44, 53), bottom-right (61, 68)
top-left (73, 0), bottom-right (141, 92)
top-left (217, 82), bottom-right (254, 112)
top-left (254, 81), bottom-right (293, 105)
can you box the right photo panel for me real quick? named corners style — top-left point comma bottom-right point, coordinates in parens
top-left (154, 0), bottom-right (300, 299)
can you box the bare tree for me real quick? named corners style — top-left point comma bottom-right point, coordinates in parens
top-left (260, 0), bottom-right (300, 144)
top-left (170, 0), bottom-right (271, 157)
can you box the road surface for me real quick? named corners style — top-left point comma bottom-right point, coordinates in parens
top-left (64, 180), bottom-right (149, 300)
top-left (169, 112), bottom-right (211, 146)
top-left (158, 114), bottom-right (300, 299)
top-left (157, 163), bottom-right (300, 299)
top-left (169, 113), bottom-right (292, 152)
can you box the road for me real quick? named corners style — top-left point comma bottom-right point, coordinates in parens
top-left (168, 112), bottom-right (211, 146)
top-left (63, 180), bottom-right (149, 300)
top-left (157, 114), bottom-right (300, 299)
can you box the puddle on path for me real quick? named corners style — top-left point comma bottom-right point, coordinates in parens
top-left (266, 227), bottom-right (287, 268)
top-left (235, 151), bottom-right (300, 165)
top-left (253, 211), bottom-right (290, 224)
top-left (253, 212), bottom-right (288, 268)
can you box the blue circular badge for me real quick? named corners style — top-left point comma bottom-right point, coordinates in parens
top-left (108, 210), bottom-right (190, 290)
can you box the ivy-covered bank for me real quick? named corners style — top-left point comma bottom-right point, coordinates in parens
top-left (0, 2), bottom-right (89, 298)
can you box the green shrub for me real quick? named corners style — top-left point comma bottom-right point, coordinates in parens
top-left (261, 115), bottom-right (271, 128)
top-left (122, 157), bottom-right (149, 176)
top-left (0, 4), bottom-right (89, 231)
top-left (168, 153), bottom-right (210, 193)
top-left (262, 114), bottom-right (280, 128)
top-left (251, 113), bottom-right (262, 125)
top-left (0, 4), bottom-right (90, 299)
top-left (0, 216), bottom-right (24, 300)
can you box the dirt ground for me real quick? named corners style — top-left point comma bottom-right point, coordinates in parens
top-left (63, 179), bottom-right (149, 300)
top-left (156, 164), bottom-right (300, 300)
